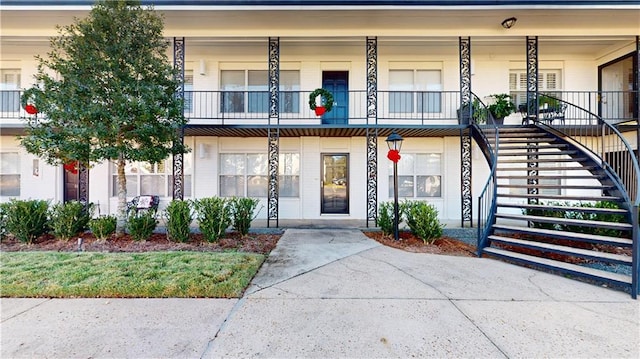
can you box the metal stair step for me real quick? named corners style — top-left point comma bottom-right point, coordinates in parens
top-left (495, 213), bottom-right (633, 231)
top-left (498, 144), bottom-right (568, 150)
top-left (492, 224), bottom-right (633, 247)
top-left (497, 202), bottom-right (628, 215)
top-left (499, 150), bottom-right (578, 157)
top-left (497, 193), bottom-right (621, 202)
top-left (496, 174), bottom-right (606, 180)
top-left (497, 165), bottom-right (597, 171)
top-left (482, 247), bottom-right (632, 286)
top-left (487, 235), bottom-right (632, 265)
top-left (497, 184), bottom-right (612, 190)
top-left (498, 157), bottom-right (588, 164)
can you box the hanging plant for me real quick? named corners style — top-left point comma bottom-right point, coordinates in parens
top-left (308, 88), bottom-right (334, 116)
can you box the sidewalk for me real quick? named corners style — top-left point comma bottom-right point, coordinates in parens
top-left (2, 229), bottom-right (638, 358)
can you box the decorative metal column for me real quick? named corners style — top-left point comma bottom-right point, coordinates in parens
top-left (526, 36), bottom-right (539, 204)
top-left (172, 37), bottom-right (185, 200)
top-left (78, 163), bottom-right (89, 204)
top-left (267, 37), bottom-right (280, 228)
top-left (366, 36), bottom-right (378, 227)
top-left (459, 36), bottom-right (472, 227)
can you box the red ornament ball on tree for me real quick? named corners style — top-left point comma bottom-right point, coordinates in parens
top-left (24, 104), bottom-right (38, 115)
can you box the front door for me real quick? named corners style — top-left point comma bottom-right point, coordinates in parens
top-left (321, 154), bottom-right (349, 214)
top-left (321, 71), bottom-right (348, 124)
top-left (63, 167), bottom-right (79, 202)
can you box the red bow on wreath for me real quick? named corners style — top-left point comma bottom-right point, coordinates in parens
top-left (64, 161), bottom-right (79, 175)
top-left (24, 104), bottom-right (38, 115)
top-left (387, 149), bottom-right (401, 163)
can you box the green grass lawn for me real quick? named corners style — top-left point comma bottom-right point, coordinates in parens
top-left (0, 251), bottom-right (264, 298)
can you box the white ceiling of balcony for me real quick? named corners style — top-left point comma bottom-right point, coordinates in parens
top-left (1, 8), bottom-right (637, 58)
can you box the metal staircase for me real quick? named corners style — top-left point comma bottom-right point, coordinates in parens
top-left (472, 95), bottom-right (639, 298)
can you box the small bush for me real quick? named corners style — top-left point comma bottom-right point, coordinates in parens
top-left (376, 201), bottom-right (398, 236)
top-left (164, 200), bottom-right (193, 242)
top-left (3, 199), bottom-right (50, 243)
top-left (0, 202), bottom-right (10, 241)
top-left (127, 210), bottom-right (157, 241)
top-left (49, 201), bottom-right (94, 241)
top-left (230, 197), bottom-right (260, 236)
top-left (592, 201), bottom-right (626, 237)
top-left (89, 215), bottom-right (117, 241)
top-left (403, 201), bottom-right (444, 244)
top-left (193, 197), bottom-right (231, 242)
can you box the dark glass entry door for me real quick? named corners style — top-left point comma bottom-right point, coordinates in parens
top-left (321, 71), bottom-right (348, 124)
top-left (63, 169), bottom-right (79, 202)
top-left (321, 154), bottom-right (349, 214)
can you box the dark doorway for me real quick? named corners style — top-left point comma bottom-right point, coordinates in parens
top-left (321, 153), bottom-right (349, 214)
top-left (321, 71), bottom-right (349, 124)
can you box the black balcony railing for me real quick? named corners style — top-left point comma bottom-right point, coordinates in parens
top-left (3, 89), bottom-right (638, 126)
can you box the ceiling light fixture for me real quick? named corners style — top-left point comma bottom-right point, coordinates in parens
top-left (501, 17), bottom-right (517, 29)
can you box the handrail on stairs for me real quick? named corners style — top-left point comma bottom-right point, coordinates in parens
top-left (530, 93), bottom-right (639, 298)
top-left (469, 93), bottom-right (499, 255)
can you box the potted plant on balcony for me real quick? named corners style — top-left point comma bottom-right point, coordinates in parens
top-left (486, 93), bottom-right (516, 125)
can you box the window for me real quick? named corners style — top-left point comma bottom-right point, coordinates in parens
top-left (0, 152), bottom-right (20, 196)
top-left (389, 70), bottom-right (442, 113)
top-left (389, 153), bottom-right (442, 198)
top-left (220, 153), bottom-right (299, 197)
top-left (184, 70), bottom-right (193, 113)
top-left (0, 69), bottom-right (21, 113)
top-left (509, 69), bottom-right (562, 106)
top-left (111, 155), bottom-right (192, 197)
top-left (220, 70), bottom-right (300, 113)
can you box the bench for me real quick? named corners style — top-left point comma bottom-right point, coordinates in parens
top-left (126, 195), bottom-right (160, 215)
top-left (519, 103), bottom-right (567, 125)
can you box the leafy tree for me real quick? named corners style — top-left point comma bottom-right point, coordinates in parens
top-left (20, 0), bottom-right (188, 234)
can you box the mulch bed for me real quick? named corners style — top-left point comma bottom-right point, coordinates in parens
top-left (363, 231), bottom-right (477, 257)
top-left (0, 232), bottom-right (280, 255)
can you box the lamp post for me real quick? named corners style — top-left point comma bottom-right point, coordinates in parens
top-left (386, 132), bottom-right (404, 241)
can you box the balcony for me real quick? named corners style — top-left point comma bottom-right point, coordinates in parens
top-left (2, 90), bottom-right (637, 128)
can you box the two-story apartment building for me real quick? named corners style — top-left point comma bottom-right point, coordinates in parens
top-left (1, 0), bottom-right (638, 227)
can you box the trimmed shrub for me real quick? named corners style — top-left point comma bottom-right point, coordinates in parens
top-left (0, 202), bottom-right (10, 241)
top-left (376, 201), bottom-right (397, 236)
top-left (164, 200), bottom-right (193, 242)
top-left (3, 199), bottom-right (50, 243)
top-left (230, 197), bottom-right (260, 236)
top-left (49, 201), bottom-right (94, 241)
top-left (193, 197), bottom-right (231, 242)
top-left (89, 215), bottom-right (117, 241)
top-left (403, 200), bottom-right (444, 244)
top-left (127, 210), bottom-right (157, 241)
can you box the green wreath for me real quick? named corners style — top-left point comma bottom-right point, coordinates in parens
top-left (308, 88), bottom-right (334, 113)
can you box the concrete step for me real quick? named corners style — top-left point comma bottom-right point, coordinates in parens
top-left (492, 224), bottom-right (633, 247)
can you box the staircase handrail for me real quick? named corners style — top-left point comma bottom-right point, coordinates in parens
top-left (470, 93), bottom-right (499, 254)
top-left (535, 93), bottom-right (639, 207)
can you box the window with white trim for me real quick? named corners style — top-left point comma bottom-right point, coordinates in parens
top-left (111, 155), bottom-right (192, 197)
top-left (184, 70), bottom-right (193, 113)
top-left (389, 70), bottom-right (442, 114)
top-left (220, 153), bottom-right (299, 197)
top-left (220, 70), bottom-right (300, 113)
top-left (0, 69), bottom-right (21, 113)
top-left (389, 153), bottom-right (442, 198)
top-left (509, 69), bottom-right (562, 106)
top-left (0, 152), bottom-right (20, 196)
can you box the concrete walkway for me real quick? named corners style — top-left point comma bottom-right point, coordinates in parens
top-left (2, 229), bottom-right (638, 358)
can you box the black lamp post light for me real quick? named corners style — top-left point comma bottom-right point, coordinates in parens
top-left (385, 132), bottom-right (404, 241)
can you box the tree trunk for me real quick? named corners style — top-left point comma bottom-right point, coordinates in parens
top-left (116, 153), bottom-right (128, 235)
